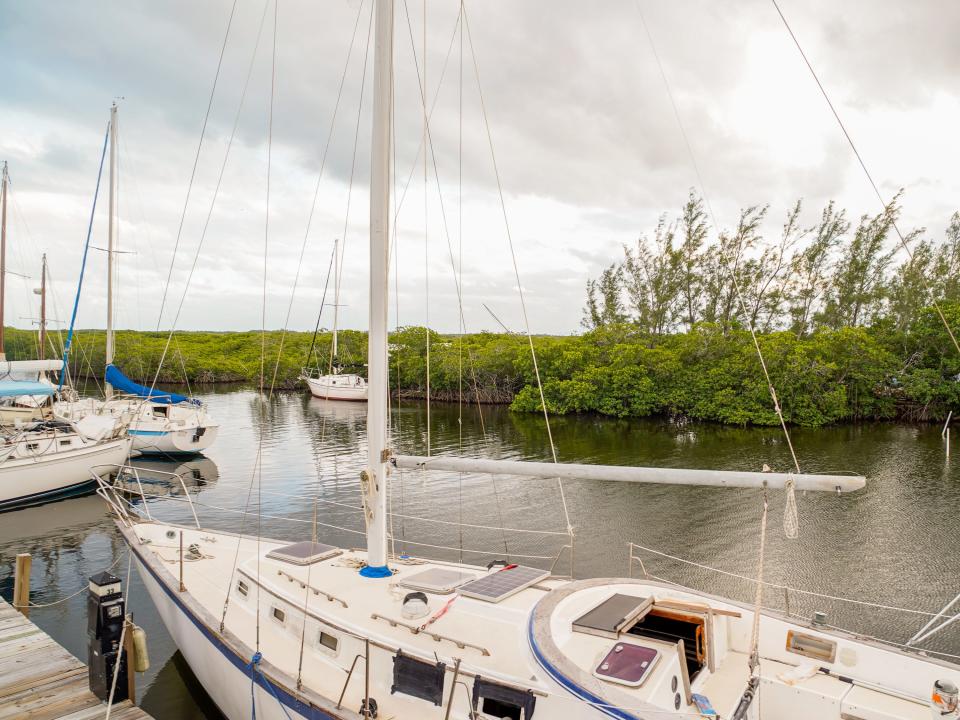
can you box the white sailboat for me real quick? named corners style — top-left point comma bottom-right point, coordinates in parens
top-left (0, 399), bottom-right (132, 511)
top-left (98, 3), bottom-right (960, 719)
top-left (302, 239), bottom-right (369, 402)
top-left (54, 105), bottom-right (220, 456)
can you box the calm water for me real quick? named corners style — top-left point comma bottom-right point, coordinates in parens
top-left (1, 386), bottom-right (958, 718)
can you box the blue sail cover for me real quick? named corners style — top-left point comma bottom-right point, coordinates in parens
top-left (105, 364), bottom-right (200, 405)
top-left (0, 381), bottom-right (55, 398)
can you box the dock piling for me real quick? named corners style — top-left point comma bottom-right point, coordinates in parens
top-left (13, 552), bottom-right (31, 617)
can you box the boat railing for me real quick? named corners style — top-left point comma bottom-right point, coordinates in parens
top-left (627, 541), bottom-right (960, 659)
top-left (90, 463), bottom-right (201, 529)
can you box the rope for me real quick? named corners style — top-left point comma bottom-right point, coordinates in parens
top-left (462, 5), bottom-right (575, 551)
top-left (783, 476), bottom-right (799, 539)
top-left (248, 652), bottom-right (294, 720)
top-left (748, 491), bottom-right (768, 674)
top-left (104, 550), bottom-right (132, 720)
top-left (14, 551), bottom-right (126, 609)
top-left (770, 0), bottom-right (960, 358)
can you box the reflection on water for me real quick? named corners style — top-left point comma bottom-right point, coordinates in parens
top-left (1, 386), bottom-right (958, 718)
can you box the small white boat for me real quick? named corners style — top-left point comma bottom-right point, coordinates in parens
top-left (301, 239), bottom-right (369, 403)
top-left (303, 372), bottom-right (368, 402)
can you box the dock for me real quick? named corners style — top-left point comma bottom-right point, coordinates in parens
top-left (0, 597), bottom-right (152, 720)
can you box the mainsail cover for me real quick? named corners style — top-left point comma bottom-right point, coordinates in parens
top-left (105, 364), bottom-right (199, 405)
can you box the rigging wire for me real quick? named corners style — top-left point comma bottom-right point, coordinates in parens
top-left (769, 0), bottom-right (960, 358)
top-left (633, 1), bottom-right (802, 477)
top-left (269, 0), bottom-right (368, 393)
top-left (154, 0), bottom-right (239, 332)
top-left (255, 0), bottom-right (281, 654)
top-left (461, 6), bottom-right (575, 562)
top-left (398, 0), bottom-right (509, 556)
top-left (296, 1), bottom-right (375, 688)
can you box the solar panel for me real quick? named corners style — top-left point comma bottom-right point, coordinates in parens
top-left (457, 565), bottom-right (550, 603)
top-left (266, 541), bottom-right (341, 565)
top-left (398, 568), bottom-right (477, 594)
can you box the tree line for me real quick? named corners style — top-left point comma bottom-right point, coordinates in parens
top-left (583, 190), bottom-right (960, 337)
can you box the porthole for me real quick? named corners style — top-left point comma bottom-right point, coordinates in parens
top-left (272, 606), bottom-right (285, 623)
top-left (318, 631), bottom-right (338, 652)
top-left (671, 676), bottom-right (678, 693)
top-left (237, 580), bottom-right (249, 597)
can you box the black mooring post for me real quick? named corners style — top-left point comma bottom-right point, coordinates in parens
top-left (87, 570), bottom-right (129, 703)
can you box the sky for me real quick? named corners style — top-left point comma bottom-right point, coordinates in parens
top-left (1, 0), bottom-right (958, 336)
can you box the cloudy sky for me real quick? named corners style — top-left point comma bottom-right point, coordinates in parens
top-left (1, 0), bottom-right (958, 336)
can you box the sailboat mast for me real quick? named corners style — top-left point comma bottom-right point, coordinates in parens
top-left (39, 254), bottom-right (46, 360)
top-left (105, 104), bottom-right (117, 399)
top-left (360, 0), bottom-right (393, 578)
top-left (0, 161), bottom-right (8, 361)
top-left (331, 237), bottom-right (340, 364)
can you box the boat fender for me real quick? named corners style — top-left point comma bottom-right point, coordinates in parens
top-left (931, 679), bottom-right (959, 718)
top-left (401, 592), bottom-right (429, 620)
top-left (131, 624), bottom-right (150, 672)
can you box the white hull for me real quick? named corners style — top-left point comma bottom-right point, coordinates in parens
top-left (0, 436), bottom-right (132, 510)
top-left (130, 537), bottom-right (345, 720)
top-left (56, 397), bottom-right (219, 455)
top-left (129, 423), bottom-right (220, 455)
top-left (304, 376), bottom-right (368, 402)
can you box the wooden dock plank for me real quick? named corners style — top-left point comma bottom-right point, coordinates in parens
top-left (0, 598), bottom-right (152, 720)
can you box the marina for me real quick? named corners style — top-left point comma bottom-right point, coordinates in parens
top-left (0, 0), bottom-right (959, 718)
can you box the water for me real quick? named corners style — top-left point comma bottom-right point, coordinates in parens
top-left (1, 386), bottom-right (958, 718)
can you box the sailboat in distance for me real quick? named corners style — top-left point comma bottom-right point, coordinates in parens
top-left (98, 2), bottom-right (960, 719)
top-left (301, 238), bottom-right (369, 402)
top-left (55, 103), bottom-right (220, 455)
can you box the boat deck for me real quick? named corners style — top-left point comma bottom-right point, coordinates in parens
top-left (0, 597), bottom-right (152, 720)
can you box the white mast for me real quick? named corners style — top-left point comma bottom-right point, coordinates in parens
top-left (104, 103), bottom-right (117, 399)
top-left (360, 0), bottom-right (393, 578)
top-left (331, 237), bottom-right (340, 366)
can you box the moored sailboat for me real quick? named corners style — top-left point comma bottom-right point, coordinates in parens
top-left (302, 239), bottom-right (369, 402)
top-left (53, 104), bottom-right (220, 456)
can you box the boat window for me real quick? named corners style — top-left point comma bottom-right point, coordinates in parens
top-left (237, 580), bottom-right (249, 597)
top-left (59, 440), bottom-right (72, 447)
top-left (26, 443), bottom-right (39, 451)
top-left (626, 608), bottom-right (706, 681)
top-left (786, 630), bottom-right (836, 663)
top-left (471, 676), bottom-right (537, 720)
top-left (272, 606), bottom-right (285, 623)
top-left (391, 652), bottom-right (445, 706)
top-left (318, 630), bottom-right (338, 652)
top-left (152, 406), bottom-right (168, 417)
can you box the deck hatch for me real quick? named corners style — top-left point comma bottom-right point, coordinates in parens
top-left (572, 593), bottom-right (653, 639)
top-left (397, 568), bottom-right (476, 594)
top-left (593, 642), bottom-right (660, 687)
top-left (391, 652), bottom-right (445, 705)
top-left (265, 541), bottom-right (341, 566)
top-left (457, 565), bottom-right (549, 603)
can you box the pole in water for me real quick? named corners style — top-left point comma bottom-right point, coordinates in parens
top-left (13, 553), bottom-right (31, 618)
